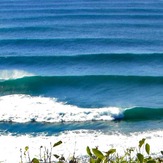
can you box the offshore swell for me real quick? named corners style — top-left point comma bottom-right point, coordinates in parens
top-left (0, 0), bottom-right (163, 162)
top-left (1, 73), bottom-right (163, 108)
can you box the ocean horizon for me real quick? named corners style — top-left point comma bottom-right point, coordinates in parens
top-left (0, 0), bottom-right (163, 162)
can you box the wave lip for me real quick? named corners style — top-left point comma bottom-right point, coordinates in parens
top-left (0, 69), bottom-right (34, 80)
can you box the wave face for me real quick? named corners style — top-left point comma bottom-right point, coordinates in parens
top-left (124, 107), bottom-right (163, 121)
top-left (0, 75), bottom-right (163, 108)
top-left (0, 0), bottom-right (163, 161)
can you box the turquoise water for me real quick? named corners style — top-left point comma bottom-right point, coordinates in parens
top-left (0, 0), bottom-right (163, 141)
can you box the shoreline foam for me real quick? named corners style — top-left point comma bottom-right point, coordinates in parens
top-left (0, 130), bottom-right (163, 163)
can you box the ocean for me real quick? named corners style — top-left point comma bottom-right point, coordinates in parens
top-left (0, 0), bottom-right (163, 162)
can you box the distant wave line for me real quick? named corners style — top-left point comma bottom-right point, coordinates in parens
top-left (1, 74), bottom-right (163, 83)
top-left (0, 52), bottom-right (162, 58)
top-left (0, 8), bottom-right (163, 13)
top-left (0, 23), bottom-right (163, 31)
top-left (0, 53), bottom-right (163, 64)
top-left (0, 38), bottom-right (161, 47)
top-left (1, 14), bottom-right (163, 21)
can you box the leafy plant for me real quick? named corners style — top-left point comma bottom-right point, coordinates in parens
top-left (86, 138), bottom-right (163, 163)
top-left (20, 140), bottom-right (64, 163)
top-left (19, 138), bottom-right (163, 163)
top-left (86, 146), bottom-right (116, 163)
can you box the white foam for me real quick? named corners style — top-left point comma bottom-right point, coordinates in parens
top-left (0, 130), bottom-right (163, 163)
top-left (0, 69), bottom-right (33, 80)
top-left (0, 94), bottom-right (123, 123)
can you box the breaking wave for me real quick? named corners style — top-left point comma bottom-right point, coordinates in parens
top-left (0, 94), bottom-right (163, 123)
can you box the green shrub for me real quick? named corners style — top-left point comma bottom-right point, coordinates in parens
top-left (86, 138), bottom-right (163, 163)
top-left (19, 138), bottom-right (163, 163)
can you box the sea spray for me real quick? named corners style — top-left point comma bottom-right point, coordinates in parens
top-left (0, 69), bottom-right (33, 80)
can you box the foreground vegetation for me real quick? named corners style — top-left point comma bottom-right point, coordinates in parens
top-left (20, 138), bottom-right (163, 163)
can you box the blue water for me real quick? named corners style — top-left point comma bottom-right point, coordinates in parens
top-left (0, 0), bottom-right (163, 136)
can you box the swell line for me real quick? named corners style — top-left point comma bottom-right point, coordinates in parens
top-left (0, 38), bottom-right (160, 47)
top-left (1, 14), bottom-right (163, 21)
top-left (0, 74), bottom-right (162, 95)
top-left (0, 23), bottom-right (163, 31)
top-left (0, 8), bottom-right (163, 14)
top-left (0, 52), bottom-right (162, 60)
top-left (1, 75), bottom-right (163, 84)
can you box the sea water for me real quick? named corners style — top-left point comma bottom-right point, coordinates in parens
top-left (0, 0), bottom-right (163, 162)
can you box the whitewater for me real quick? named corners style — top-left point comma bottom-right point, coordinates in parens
top-left (0, 0), bottom-right (163, 162)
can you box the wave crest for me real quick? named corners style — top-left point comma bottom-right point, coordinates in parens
top-left (0, 94), bottom-right (123, 123)
top-left (0, 69), bottom-right (34, 80)
top-left (1, 94), bottom-right (163, 123)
